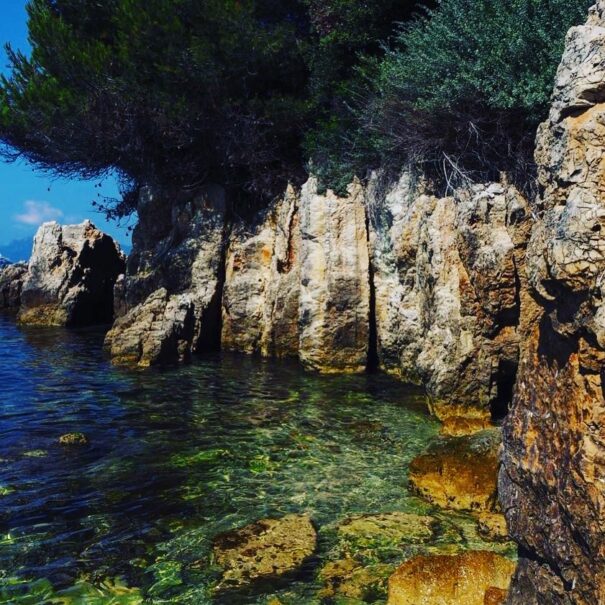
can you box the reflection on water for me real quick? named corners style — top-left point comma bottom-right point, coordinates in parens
top-left (0, 314), bottom-right (511, 604)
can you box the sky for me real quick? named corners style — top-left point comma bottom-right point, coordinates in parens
top-left (0, 1), bottom-right (132, 248)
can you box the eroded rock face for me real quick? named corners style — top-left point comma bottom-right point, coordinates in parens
top-left (368, 176), bottom-right (532, 429)
top-left (18, 221), bottom-right (124, 326)
top-left (212, 514), bottom-right (317, 590)
top-left (105, 185), bottom-right (227, 366)
top-left (299, 177), bottom-right (371, 372)
top-left (386, 550), bottom-right (515, 605)
top-left (0, 262), bottom-right (28, 309)
top-left (221, 177), bottom-right (371, 372)
top-left (222, 186), bottom-right (301, 358)
top-left (500, 4), bottom-right (605, 602)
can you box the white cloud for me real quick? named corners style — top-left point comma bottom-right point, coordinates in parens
top-left (15, 201), bottom-right (63, 226)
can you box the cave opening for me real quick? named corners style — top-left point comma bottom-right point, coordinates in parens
top-left (491, 358), bottom-right (518, 421)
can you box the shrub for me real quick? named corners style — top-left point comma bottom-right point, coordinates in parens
top-left (357, 0), bottom-right (592, 192)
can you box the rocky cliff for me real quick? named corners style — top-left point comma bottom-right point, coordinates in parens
top-left (112, 172), bottom-right (529, 419)
top-left (500, 3), bottom-right (605, 603)
top-left (368, 175), bottom-right (532, 434)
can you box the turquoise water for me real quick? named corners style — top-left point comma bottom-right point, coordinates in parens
top-left (0, 314), bottom-right (512, 604)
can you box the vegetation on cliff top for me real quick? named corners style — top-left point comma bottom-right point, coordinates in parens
top-left (0, 0), bottom-right (591, 214)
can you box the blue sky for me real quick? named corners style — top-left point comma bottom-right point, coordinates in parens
top-left (0, 1), bottom-right (132, 248)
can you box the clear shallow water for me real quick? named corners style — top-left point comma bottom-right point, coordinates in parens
top-left (0, 314), bottom-right (511, 604)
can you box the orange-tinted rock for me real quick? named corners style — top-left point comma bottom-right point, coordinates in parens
top-left (484, 586), bottom-right (508, 605)
top-left (387, 551), bottom-right (515, 605)
top-left (409, 431), bottom-right (500, 513)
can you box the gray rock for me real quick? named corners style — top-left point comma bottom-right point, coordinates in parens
top-left (18, 221), bottom-right (124, 326)
top-left (105, 185), bottom-right (227, 366)
top-left (0, 262), bottom-right (28, 309)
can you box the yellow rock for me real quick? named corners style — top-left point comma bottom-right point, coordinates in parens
top-left (387, 550), bottom-right (515, 605)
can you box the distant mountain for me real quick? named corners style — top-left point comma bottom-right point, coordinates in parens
top-left (0, 237), bottom-right (34, 263)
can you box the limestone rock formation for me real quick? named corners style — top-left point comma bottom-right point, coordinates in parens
top-left (0, 262), bottom-right (28, 309)
top-left (299, 177), bottom-right (371, 372)
top-left (368, 176), bottom-right (532, 430)
top-left (211, 514), bottom-right (316, 589)
top-left (500, 3), bottom-right (605, 602)
top-left (105, 185), bottom-right (227, 366)
top-left (386, 550), bottom-right (515, 605)
top-left (222, 177), bottom-right (371, 372)
top-left (18, 221), bottom-right (124, 326)
top-left (408, 430), bottom-right (500, 513)
top-left (222, 185), bottom-right (300, 358)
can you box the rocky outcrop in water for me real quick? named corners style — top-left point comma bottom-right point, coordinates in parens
top-left (0, 262), bottom-right (28, 309)
top-left (212, 514), bottom-right (317, 590)
top-left (18, 221), bottom-right (124, 326)
top-left (499, 3), bottom-right (605, 603)
top-left (387, 550), bottom-right (515, 605)
top-left (105, 185), bottom-right (227, 366)
top-left (367, 176), bottom-right (532, 432)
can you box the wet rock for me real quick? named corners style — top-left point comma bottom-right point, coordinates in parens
top-left (408, 430), bottom-right (500, 513)
top-left (18, 221), bottom-right (124, 327)
top-left (318, 558), bottom-right (393, 602)
top-left (222, 186), bottom-right (300, 358)
top-left (0, 262), bottom-right (28, 309)
top-left (59, 433), bottom-right (89, 446)
top-left (387, 550), bottom-right (515, 605)
top-left (336, 512), bottom-right (436, 552)
top-left (476, 513), bottom-right (509, 543)
top-left (212, 514), bottom-right (316, 589)
top-left (105, 185), bottom-right (226, 366)
top-left (367, 174), bottom-right (532, 430)
top-left (500, 2), bottom-right (605, 602)
top-left (299, 177), bottom-right (371, 373)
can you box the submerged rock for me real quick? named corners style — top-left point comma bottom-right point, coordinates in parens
top-left (318, 558), bottom-right (393, 602)
top-left (387, 550), bottom-right (515, 605)
top-left (336, 512), bottom-right (436, 551)
top-left (58, 433), bottom-right (89, 446)
top-left (0, 262), bottom-right (28, 309)
top-left (408, 430), bottom-right (500, 513)
top-left (105, 185), bottom-right (227, 366)
top-left (18, 221), bottom-right (124, 327)
top-left (212, 514), bottom-right (316, 589)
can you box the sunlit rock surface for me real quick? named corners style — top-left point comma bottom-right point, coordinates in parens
top-left (408, 429), bottom-right (500, 513)
top-left (386, 550), bottom-right (515, 605)
top-left (500, 2), bottom-right (605, 602)
top-left (18, 221), bottom-right (124, 327)
top-left (367, 176), bottom-right (532, 431)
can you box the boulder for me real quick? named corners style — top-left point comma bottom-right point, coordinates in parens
top-left (105, 185), bottom-right (226, 366)
top-left (212, 514), bottom-right (316, 589)
top-left (367, 174), bottom-right (532, 431)
top-left (387, 551), bottom-right (515, 605)
top-left (318, 558), bottom-right (394, 602)
top-left (408, 430), bottom-right (500, 513)
top-left (18, 221), bottom-right (124, 326)
top-left (0, 262), bottom-right (28, 309)
top-left (500, 2), bottom-right (605, 602)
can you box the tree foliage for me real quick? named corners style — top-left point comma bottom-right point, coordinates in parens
top-left (0, 0), bottom-right (594, 213)
top-left (353, 0), bottom-right (592, 191)
top-left (0, 0), bottom-right (310, 215)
